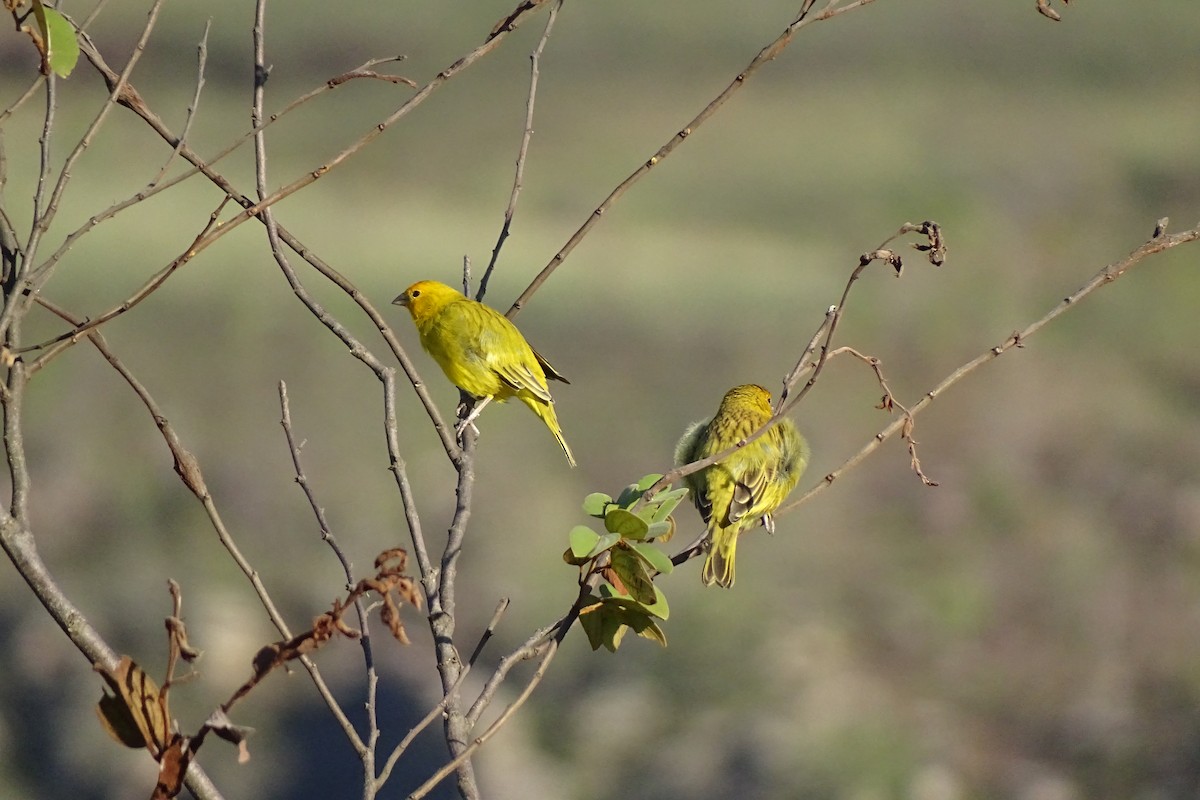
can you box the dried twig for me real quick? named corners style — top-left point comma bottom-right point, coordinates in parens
top-left (779, 221), bottom-right (1200, 515)
top-left (477, 0), bottom-right (563, 302)
top-left (506, 0), bottom-right (875, 319)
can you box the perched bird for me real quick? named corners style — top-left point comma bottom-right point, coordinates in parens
top-left (393, 280), bottom-right (575, 466)
top-left (674, 384), bottom-right (808, 588)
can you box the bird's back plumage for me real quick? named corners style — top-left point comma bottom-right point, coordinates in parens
top-left (675, 384), bottom-right (808, 587)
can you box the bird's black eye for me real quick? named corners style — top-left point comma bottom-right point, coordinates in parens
top-left (411, 290), bottom-right (420, 298)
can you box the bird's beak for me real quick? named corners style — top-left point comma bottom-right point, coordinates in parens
top-left (392, 293), bottom-right (409, 308)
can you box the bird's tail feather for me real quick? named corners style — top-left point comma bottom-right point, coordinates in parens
top-left (701, 526), bottom-right (737, 588)
top-left (524, 395), bottom-right (576, 467)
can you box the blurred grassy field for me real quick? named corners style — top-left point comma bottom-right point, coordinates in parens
top-left (1, 1), bottom-right (1199, 798)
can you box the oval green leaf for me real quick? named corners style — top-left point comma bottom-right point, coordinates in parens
top-left (581, 492), bottom-right (612, 517)
top-left (568, 525), bottom-right (599, 560)
top-left (630, 541), bottom-right (674, 575)
top-left (646, 520), bottom-right (673, 541)
top-left (605, 507), bottom-right (650, 540)
top-left (589, 532), bottom-right (621, 557)
top-left (41, 8), bottom-right (80, 78)
top-left (637, 474), bottom-right (663, 491)
top-left (610, 546), bottom-right (656, 605)
top-left (649, 487), bottom-right (689, 522)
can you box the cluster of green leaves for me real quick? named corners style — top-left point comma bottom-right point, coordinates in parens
top-left (564, 475), bottom-right (688, 652)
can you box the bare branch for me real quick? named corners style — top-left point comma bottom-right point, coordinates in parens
top-left (408, 639), bottom-right (561, 800)
top-left (12, 0), bottom-right (167, 322)
top-left (375, 598), bottom-right (509, 791)
top-left (652, 220), bottom-right (942, 500)
top-left (148, 19), bottom-right (211, 188)
top-left (278, 382), bottom-right (371, 757)
top-left (507, 0), bottom-right (875, 319)
top-left (477, 0), bottom-right (562, 302)
top-left (779, 221), bottom-right (1200, 516)
top-left (23, 196), bottom-right (234, 372)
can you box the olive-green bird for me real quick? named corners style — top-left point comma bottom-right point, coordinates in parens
top-left (674, 384), bottom-right (808, 588)
top-left (393, 280), bottom-right (575, 466)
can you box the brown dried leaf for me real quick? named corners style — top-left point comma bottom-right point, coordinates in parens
top-left (1036, 0), bottom-right (1065, 21)
top-left (94, 656), bottom-right (173, 757)
top-left (910, 220), bottom-right (947, 266)
top-left (860, 248), bottom-right (903, 275)
top-left (251, 643), bottom-right (284, 679)
top-left (202, 709), bottom-right (253, 764)
top-left (165, 617), bottom-right (202, 662)
top-left (151, 735), bottom-right (191, 799)
top-left (375, 547), bottom-right (409, 574)
top-left (601, 564), bottom-right (627, 596)
top-left (379, 595), bottom-right (411, 644)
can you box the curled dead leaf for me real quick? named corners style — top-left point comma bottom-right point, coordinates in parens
top-left (94, 656), bottom-right (173, 757)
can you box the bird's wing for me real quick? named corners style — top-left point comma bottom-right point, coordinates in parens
top-left (728, 465), bottom-right (770, 527)
top-left (492, 358), bottom-right (553, 402)
top-left (531, 346), bottom-right (570, 385)
top-left (471, 307), bottom-right (554, 402)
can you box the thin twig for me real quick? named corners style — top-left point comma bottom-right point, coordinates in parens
top-left (25, 196), bottom-right (233, 374)
top-left (778, 221), bottom-right (1200, 516)
top-left (477, 0), bottom-right (562, 302)
top-left (374, 598), bottom-right (509, 791)
top-left (408, 639), bottom-right (561, 800)
top-left (148, 19), bottom-right (210, 187)
top-left (278, 382), bottom-right (371, 757)
top-left (10, 0), bottom-right (167, 328)
top-left (428, 402), bottom-right (482, 797)
top-left (249, 2), bottom-right (373, 767)
top-left (826, 346), bottom-right (938, 486)
top-left (506, 0), bottom-right (873, 319)
top-left (33, 296), bottom-right (357, 750)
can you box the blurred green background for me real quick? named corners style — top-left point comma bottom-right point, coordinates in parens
top-left (2, 1), bottom-right (1199, 798)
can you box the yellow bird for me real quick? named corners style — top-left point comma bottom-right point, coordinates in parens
top-left (674, 384), bottom-right (808, 587)
top-left (393, 280), bottom-right (575, 466)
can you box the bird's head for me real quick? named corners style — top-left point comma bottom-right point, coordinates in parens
top-left (392, 280), bottom-right (461, 321)
top-left (720, 384), bottom-right (773, 416)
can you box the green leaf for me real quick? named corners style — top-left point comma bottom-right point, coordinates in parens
top-left (614, 483), bottom-right (644, 509)
top-left (589, 532), bottom-right (620, 557)
top-left (612, 603), bottom-right (667, 648)
top-left (644, 584), bottom-right (670, 620)
top-left (562, 547), bottom-right (589, 566)
top-left (578, 599), bottom-right (627, 652)
top-left (601, 583), bottom-right (670, 621)
top-left (580, 593), bottom-right (670, 651)
top-left (633, 617), bottom-right (667, 647)
top-left (604, 507), bottom-right (650, 540)
top-left (577, 597), bottom-right (607, 650)
top-left (581, 492), bottom-right (612, 517)
top-left (609, 546), bottom-right (656, 605)
top-left (568, 525), bottom-right (600, 560)
top-left (33, 4), bottom-right (80, 78)
top-left (630, 541), bottom-right (674, 576)
top-left (648, 487), bottom-right (689, 522)
top-left (646, 520), bottom-right (673, 540)
top-left (605, 618), bottom-right (630, 651)
top-left (636, 474), bottom-right (663, 492)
